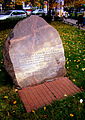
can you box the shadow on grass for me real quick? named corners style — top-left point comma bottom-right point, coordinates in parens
top-left (0, 66), bottom-right (13, 87)
top-left (0, 20), bottom-right (19, 31)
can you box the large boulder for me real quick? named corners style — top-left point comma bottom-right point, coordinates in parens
top-left (3, 15), bottom-right (66, 88)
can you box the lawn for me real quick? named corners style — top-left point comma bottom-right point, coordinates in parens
top-left (0, 21), bottom-right (85, 120)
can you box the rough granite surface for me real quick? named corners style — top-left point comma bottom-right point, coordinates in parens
top-left (3, 15), bottom-right (66, 88)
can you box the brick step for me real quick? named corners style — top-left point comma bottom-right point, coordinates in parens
top-left (18, 77), bottom-right (81, 112)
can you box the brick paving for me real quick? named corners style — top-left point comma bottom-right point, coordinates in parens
top-left (18, 77), bottom-right (81, 112)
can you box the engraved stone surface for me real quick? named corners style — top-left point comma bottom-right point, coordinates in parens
top-left (3, 15), bottom-right (66, 88)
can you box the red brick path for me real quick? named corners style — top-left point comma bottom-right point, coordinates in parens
top-left (18, 77), bottom-right (81, 112)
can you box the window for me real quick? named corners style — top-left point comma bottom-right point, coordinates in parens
top-left (12, 12), bottom-right (18, 15)
top-left (5, 11), bottom-right (11, 15)
top-left (12, 12), bottom-right (25, 15)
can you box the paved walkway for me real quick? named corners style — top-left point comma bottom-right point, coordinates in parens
top-left (18, 77), bottom-right (81, 112)
top-left (63, 18), bottom-right (85, 30)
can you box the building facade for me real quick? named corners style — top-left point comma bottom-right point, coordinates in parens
top-left (55, 0), bottom-right (64, 17)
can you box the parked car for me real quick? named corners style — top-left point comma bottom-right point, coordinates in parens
top-left (0, 10), bottom-right (27, 21)
top-left (0, 10), bottom-right (28, 30)
top-left (32, 9), bottom-right (44, 16)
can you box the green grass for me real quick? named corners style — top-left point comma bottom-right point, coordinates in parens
top-left (0, 21), bottom-right (85, 120)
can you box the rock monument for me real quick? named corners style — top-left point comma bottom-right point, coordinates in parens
top-left (3, 15), bottom-right (66, 88)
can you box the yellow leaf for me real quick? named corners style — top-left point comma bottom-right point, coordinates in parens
top-left (76, 65), bottom-right (79, 68)
top-left (82, 68), bottom-right (85, 71)
top-left (80, 99), bottom-right (83, 103)
top-left (15, 89), bottom-right (18, 92)
top-left (74, 60), bottom-right (76, 62)
top-left (13, 111), bottom-right (15, 113)
top-left (77, 60), bottom-right (80, 62)
top-left (44, 106), bottom-right (46, 111)
top-left (3, 96), bottom-right (8, 99)
top-left (73, 79), bottom-right (76, 82)
top-left (32, 110), bottom-right (35, 113)
top-left (64, 94), bottom-right (67, 97)
top-left (67, 61), bottom-right (69, 64)
top-left (13, 101), bottom-right (17, 104)
top-left (7, 112), bottom-right (10, 116)
top-left (70, 113), bottom-right (74, 117)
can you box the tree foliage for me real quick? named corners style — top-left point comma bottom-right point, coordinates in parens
top-left (14, 0), bottom-right (44, 6)
top-left (75, 0), bottom-right (85, 7)
top-left (1, 0), bottom-right (85, 8)
top-left (0, 0), bottom-right (3, 3)
top-left (64, 0), bottom-right (85, 7)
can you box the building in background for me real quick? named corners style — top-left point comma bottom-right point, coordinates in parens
top-left (0, 2), bottom-right (2, 12)
top-left (22, 1), bottom-right (32, 15)
top-left (43, 0), bottom-right (48, 14)
top-left (55, 0), bottom-right (64, 17)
